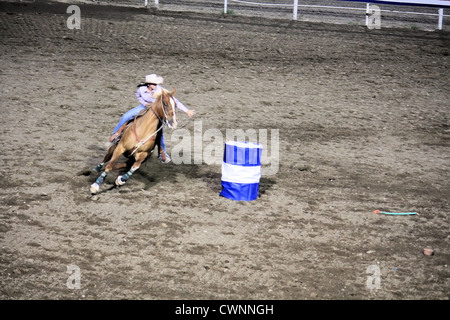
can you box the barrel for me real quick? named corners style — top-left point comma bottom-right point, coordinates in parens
top-left (220, 141), bottom-right (262, 201)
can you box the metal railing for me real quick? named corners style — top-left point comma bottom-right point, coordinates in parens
top-left (142, 0), bottom-right (448, 30)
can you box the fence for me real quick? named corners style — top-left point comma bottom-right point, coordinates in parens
top-left (142, 0), bottom-right (449, 30)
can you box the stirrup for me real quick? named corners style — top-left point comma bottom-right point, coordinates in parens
top-left (109, 123), bottom-right (127, 143)
top-left (111, 136), bottom-right (121, 145)
top-left (109, 132), bottom-right (120, 142)
top-left (109, 131), bottom-right (124, 145)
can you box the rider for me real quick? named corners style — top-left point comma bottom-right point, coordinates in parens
top-left (109, 74), bottom-right (195, 163)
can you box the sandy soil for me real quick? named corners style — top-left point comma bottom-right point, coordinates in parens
top-left (0, 0), bottom-right (449, 301)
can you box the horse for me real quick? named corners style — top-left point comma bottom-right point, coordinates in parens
top-left (90, 88), bottom-right (178, 194)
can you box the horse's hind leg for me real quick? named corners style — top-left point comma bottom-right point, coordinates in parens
top-left (115, 152), bottom-right (147, 187)
top-left (90, 144), bottom-right (125, 194)
top-left (92, 144), bottom-right (117, 173)
top-left (113, 162), bottom-right (128, 171)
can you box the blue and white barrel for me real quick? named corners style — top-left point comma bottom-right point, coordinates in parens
top-left (220, 141), bottom-right (263, 201)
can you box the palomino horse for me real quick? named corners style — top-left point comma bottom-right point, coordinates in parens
top-left (90, 88), bottom-right (178, 194)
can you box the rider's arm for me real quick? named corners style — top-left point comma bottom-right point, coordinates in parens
top-left (174, 97), bottom-right (188, 113)
top-left (136, 86), bottom-right (156, 106)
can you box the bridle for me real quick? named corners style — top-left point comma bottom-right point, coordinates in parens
top-left (154, 93), bottom-right (175, 128)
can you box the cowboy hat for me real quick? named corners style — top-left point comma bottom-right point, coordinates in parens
top-left (145, 74), bottom-right (164, 85)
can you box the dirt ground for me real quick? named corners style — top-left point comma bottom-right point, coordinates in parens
top-left (0, 0), bottom-right (449, 301)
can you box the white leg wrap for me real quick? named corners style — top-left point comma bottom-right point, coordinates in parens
top-left (115, 176), bottom-right (126, 186)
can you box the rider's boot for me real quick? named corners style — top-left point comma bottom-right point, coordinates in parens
top-left (109, 123), bottom-right (127, 143)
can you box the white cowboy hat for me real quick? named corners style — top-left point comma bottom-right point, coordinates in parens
top-left (145, 74), bottom-right (164, 85)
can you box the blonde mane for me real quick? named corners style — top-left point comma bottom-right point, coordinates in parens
top-left (151, 87), bottom-right (168, 100)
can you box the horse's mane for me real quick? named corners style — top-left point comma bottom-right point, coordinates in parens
top-left (151, 88), bottom-right (169, 100)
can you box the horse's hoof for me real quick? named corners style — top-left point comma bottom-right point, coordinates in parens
top-left (115, 176), bottom-right (126, 186)
top-left (90, 183), bottom-right (100, 194)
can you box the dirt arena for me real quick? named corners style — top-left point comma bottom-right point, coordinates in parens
top-left (0, 0), bottom-right (449, 301)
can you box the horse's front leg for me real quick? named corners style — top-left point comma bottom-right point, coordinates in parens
top-left (115, 151), bottom-right (148, 187)
top-left (90, 144), bottom-right (125, 194)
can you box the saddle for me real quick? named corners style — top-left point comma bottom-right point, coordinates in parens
top-left (110, 109), bottom-right (162, 146)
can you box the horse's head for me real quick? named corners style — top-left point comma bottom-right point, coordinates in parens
top-left (154, 88), bottom-right (178, 129)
